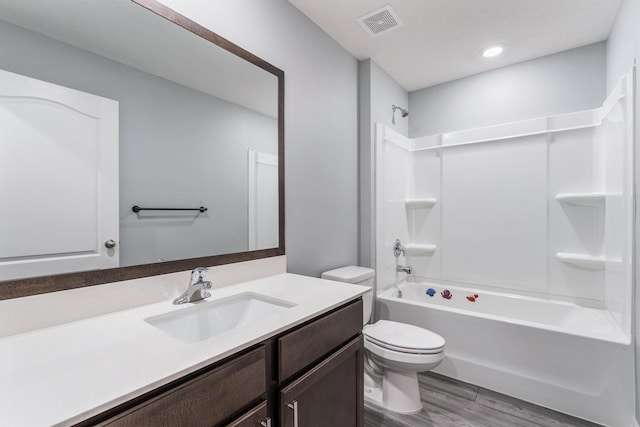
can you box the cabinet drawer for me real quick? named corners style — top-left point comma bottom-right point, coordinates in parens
top-left (102, 346), bottom-right (266, 427)
top-left (278, 299), bottom-right (362, 383)
top-left (226, 401), bottom-right (268, 427)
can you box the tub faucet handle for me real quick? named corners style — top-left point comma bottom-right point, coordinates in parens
top-left (393, 239), bottom-right (405, 258)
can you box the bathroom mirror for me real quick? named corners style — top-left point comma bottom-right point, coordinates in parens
top-left (0, 0), bottom-right (284, 299)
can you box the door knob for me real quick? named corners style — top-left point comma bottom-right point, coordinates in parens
top-left (104, 239), bottom-right (117, 249)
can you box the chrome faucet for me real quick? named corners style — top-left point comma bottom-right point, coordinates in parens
top-left (396, 265), bottom-right (412, 274)
top-left (173, 267), bottom-right (213, 304)
top-left (393, 239), bottom-right (405, 257)
top-left (393, 239), bottom-right (412, 275)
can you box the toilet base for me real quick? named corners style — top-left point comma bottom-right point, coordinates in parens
top-left (364, 370), bottom-right (423, 414)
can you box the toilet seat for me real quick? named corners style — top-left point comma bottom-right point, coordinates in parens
top-left (365, 335), bottom-right (444, 354)
top-left (364, 336), bottom-right (444, 367)
top-left (364, 320), bottom-right (445, 354)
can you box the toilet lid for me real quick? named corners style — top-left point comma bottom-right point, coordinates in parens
top-left (364, 320), bottom-right (445, 354)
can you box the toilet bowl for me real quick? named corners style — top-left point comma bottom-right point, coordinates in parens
top-left (363, 319), bottom-right (445, 413)
top-left (321, 266), bottom-right (446, 414)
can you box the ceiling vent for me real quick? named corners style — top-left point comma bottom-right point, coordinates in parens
top-left (357, 5), bottom-right (404, 37)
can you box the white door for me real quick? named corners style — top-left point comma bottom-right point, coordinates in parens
top-left (247, 150), bottom-right (278, 250)
top-left (0, 69), bottom-right (119, 280)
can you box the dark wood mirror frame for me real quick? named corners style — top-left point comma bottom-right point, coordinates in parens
top-left (0, 0), bottom-right (285, 300)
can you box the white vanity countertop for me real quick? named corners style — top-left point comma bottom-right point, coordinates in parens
top-left (0, 273), bottom-right (369, 426)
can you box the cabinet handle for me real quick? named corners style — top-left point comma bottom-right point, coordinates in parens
top-left (287, 400), bottom-right (299, 427)
top-left (260, 418), bottom-right (272, 427)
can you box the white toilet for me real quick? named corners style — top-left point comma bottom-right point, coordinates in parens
top-left (321, 265), bottom-right (445, 414)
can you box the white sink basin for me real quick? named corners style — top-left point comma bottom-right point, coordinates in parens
top-left (145, 292), bottom-right (296, 343)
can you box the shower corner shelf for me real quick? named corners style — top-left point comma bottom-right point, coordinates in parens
top-left (404, 244), bottom-right (437, 256)
top-left (405, 198), bottom-right (437, 209)
top-left (555, 252), bottom-right (606, 270)
top-left (555, 192), bottom-right (606, 207)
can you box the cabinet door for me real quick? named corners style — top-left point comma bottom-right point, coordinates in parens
top-left (280, 335), bottom-right (364, 427)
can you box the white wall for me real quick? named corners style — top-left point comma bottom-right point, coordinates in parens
top-left (606, 0), bottom-right (640, 422)
top-left (158, 0), bottom-right (359, 277)
top-left (358, 59), bottom-right (408, 268)
top-left (374, 126), bottom-right (413, 291)
top-left (380, 102), bottom-right (632, 311)
top-left (409, 42), bottom-right (607, 137)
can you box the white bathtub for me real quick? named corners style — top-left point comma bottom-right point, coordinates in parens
top-left (376, 280), bottom-right (634, 427)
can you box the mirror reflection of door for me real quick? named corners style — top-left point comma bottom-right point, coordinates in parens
top-left (0, 69), bottom-right (119, 280)
top-left (248, 150), bottom-right (278, 250)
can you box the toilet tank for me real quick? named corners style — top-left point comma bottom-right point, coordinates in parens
top-left (321, 266), bottom-right (374, 325)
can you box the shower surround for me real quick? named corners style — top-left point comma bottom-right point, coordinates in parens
top-left (374, 71), bottom-right (635, 426)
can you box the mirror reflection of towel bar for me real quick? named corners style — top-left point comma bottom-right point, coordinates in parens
top-left (132, 205), bottom-right (207, 213)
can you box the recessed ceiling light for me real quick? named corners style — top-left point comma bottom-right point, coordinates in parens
top-left (482, 45), bottom-right (504, 58)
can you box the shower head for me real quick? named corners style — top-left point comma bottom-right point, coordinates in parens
top-left (392, 104), bottom-right (409, 124)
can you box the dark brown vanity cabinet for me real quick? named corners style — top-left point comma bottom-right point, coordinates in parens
top-left (94, 347), bottom-right (267, 427)
top-left (278, 299), bottom-right (364, 427)
top-left (81, 299), bottom-right (363, 427)
top-left (279, 336), bottom-right (364, 427)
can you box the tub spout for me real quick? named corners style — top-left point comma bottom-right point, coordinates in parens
top-left (396, 265), bottom-right (412, 274)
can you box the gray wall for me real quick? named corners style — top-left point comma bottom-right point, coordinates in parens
top-left (0, 20), bottom-right (277, 267)
top-left (606, 0), bottom-right (640, 422)
top-left (159, 0), bottom-right (359, 277)
top-left (358, 59), bottom-right (408, 268)
top-left (409, 42), bottom-right (607, 137)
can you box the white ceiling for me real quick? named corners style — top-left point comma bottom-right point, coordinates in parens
top-left (288, 0), bottom-right (622, 92)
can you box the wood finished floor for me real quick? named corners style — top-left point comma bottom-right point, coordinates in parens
top-left (364, 372), bottom-right (603, 427)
